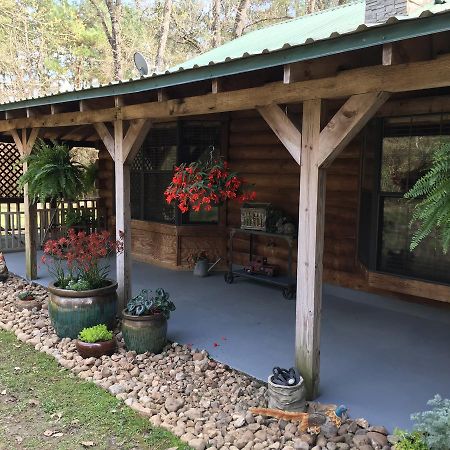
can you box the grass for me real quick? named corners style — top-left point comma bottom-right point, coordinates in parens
top-left (0, 330), bottom-right (189, 450)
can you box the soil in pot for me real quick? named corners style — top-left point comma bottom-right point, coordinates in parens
top-left (76, 338), bottom-right (117, 358)
top-left (48, 281), bottom-right (118, 339)
top-left (121, 311), bottom-right (167, 354)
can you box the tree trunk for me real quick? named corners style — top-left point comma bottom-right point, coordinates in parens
top-left (155, 0), bottom-right (173, 72)
top-left (106, 0), bottom-right (123, 80)
top-left (306, 0), bottom-right (316, 14)
top-left (212, 0), bottom-right (221, 47)
top-left (233, 0), bottom-right (251, 38)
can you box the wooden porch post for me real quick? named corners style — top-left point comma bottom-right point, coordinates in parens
top-left (92, 112), bottom-right (151, 312)
top-left (114, 119), bottom-right (131, 311)
top-left (296, 99), bottom-right (324, 399)
top-left (11, 128), bottom-right (40, 280)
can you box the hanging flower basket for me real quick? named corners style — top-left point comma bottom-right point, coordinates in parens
top-left (164, 159), bottom-right (256, 213)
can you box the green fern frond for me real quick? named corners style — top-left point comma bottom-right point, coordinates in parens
top-left (18, 140), bottom-right (94, 204)
top-left (405, 142), bottom-right (450, 253)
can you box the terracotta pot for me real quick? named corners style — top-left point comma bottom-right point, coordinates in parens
top-left (122, 311), bottom-right (167, 354)
top-left (76, 338), bottom-right (117, 358)
top-left (16, 298), bottom-right (41, 311)
top-left (48, 281), bottom-right (117, 339)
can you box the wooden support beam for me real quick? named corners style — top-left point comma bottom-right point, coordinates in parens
top-left (94, 123), bottom-right (114, 159)
top-left (382, 43), bottom-right (405, 66)
top-left (257, 105), bottom-right (301, 165)
top-left (114, 119), bottom-right (131, 311)
top-left (3, 53), bottom-right (450, 132)
top-left (157, 89), bottom-right (168, 102)
top-left (317, 92), bottom-right (390, 168)
top-left (296, 99), bottom-right (324, 400)
top-left (123, 119), bottom-right (151, 163)
top-left (11, 128), bottom-right (40, 280)
top-left (211, 78), bottom-right (223, 94)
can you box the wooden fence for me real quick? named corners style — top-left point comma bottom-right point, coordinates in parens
top-left (0, 200), bottom-right (105, 252)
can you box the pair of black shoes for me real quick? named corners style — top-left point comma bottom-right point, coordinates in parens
top-left (271, 367), bottom-right (301, 386)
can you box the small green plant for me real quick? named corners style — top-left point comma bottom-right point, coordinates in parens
top-left (64, 208), bottom-right (97, 229)
top-left (411, 394), bottom-right (450, 450)
top-left (66, 278), bottom-right (91, 291)
top-left (78, 324), bottom-right (113, 343)
top-left (126, 289), bottom-right (175, 319)
top-left (17, 291), bottom-right (35, 301)
top-left (394, 429), bottom-right (428, 450)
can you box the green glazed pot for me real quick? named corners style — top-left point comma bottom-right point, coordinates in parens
top-left (121, 310), bottom-right (167, 355)
top-left (48, 281), bottom-right (118, 339)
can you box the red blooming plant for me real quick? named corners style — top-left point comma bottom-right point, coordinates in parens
top-left (41, 229), bottom-right (124, 291)
top-left (164, 159), bottom-right (256, 213)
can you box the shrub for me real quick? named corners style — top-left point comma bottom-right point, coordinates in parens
top-left (394, 429), bottom-right (428, 450)
top-left (17, 291), bottom-right (35, 301)
top-left (78, 324), bottom-right (113, 343)
top-left (411, 395), bottom-right (450, 450)
top-left (126, 289), bottom-right (175, 319)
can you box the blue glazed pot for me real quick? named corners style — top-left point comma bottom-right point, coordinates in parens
top-left (48, 281), bottom-right (118, 339)
top-left (122, 310), bottom-right (167, 354)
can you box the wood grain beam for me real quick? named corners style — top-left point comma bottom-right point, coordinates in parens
top-left (296, 99), bottom-right (324, 400)
top-left (257, 105), bottom-right (301, 164)
top-left (94, 123), bottom-right (114, 158)
top-left (2, 53), bottom-right (450, 132)
top-left (317, 92), bottom-right (390, 168)
top-left (123, 119), bottom-right (151, 163)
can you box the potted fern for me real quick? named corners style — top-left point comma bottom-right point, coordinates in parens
top-left (76, 324), bottom-right (117, 358)
top-left (18, 140), bottom-right (96, 241)
top-left (122, 289), bottom-right (175, 354)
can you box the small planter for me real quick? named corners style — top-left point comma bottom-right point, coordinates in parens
top-left (16, 298), bottom-right (41, 311)
top-left (267, 374), bottom-right (306, 412)
top-left (76, 338), bottom-right (117, 358)
top-left (48, 281), bottom-right (118, 339)
top-left (122, 310), bottom-right (167, 354)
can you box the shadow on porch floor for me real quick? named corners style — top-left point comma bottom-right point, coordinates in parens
top-left (4, 251), bottom-right (450, 431)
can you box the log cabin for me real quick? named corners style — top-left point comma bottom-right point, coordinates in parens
top-left (1, 0), bottom-right (450, 398)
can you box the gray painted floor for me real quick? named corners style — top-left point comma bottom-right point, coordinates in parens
top-left (4, 251), bottom-right (450, 431)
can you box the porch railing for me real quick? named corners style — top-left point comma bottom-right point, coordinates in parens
top-left (0, 200), bottom-right (105, 253)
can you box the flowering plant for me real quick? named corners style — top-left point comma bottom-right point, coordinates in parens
top-left (164, 158), bottom-right (256, 213)
top-left (41, 229), bottom-right (123, 290)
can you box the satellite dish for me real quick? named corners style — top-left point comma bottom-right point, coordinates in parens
top-left (134, 52), bottom-right (149, 76)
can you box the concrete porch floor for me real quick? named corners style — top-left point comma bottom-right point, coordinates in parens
top-left (4, 251), bottom-right (450, 431)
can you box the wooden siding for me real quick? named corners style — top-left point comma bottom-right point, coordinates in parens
top-left (226, 109), bottom-right (362, 285)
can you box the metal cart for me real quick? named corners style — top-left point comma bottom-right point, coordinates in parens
top-left (224, 228), bottom-right (296, 299)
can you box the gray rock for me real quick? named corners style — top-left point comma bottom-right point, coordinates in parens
top-left (109, 384), bottom-right (125, 395)
top-left (164, 396), bottom-right (184, 413)
top-left (367, 431), bottom-right (388, 447)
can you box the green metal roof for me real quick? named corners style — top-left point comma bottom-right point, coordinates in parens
top-left (1, 0), bottom-right (450, 112)
top-left (173, 1), bottom-right (368, 71)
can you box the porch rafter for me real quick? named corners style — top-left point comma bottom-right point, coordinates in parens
top-left (1, 52), bottom-right (450, 133)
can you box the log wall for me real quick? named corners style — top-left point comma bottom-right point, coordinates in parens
top-left (226, 109), bottom-right (363, 286)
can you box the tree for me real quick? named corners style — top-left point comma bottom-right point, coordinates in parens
top-left (155, 0), bottom-right (173, 72)
top-left (233, 0), bottom-right (251, 38)
top-left (211, 0), bottom-right (221, 47)
top-left (88, 0), bottom-right (123, 80)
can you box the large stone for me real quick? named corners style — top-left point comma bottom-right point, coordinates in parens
top-left (164, 396), bottom-right (184, 413)
top-left (187, 438), bottom-right (206, 450)
top-left (367, 431), bottom-right (388, 447)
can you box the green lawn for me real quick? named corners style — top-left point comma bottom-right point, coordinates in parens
top-left (0, 330), bottom-right (188, 450)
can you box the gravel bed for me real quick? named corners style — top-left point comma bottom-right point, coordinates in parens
top-left (0, 276), bottom-right (399, 450)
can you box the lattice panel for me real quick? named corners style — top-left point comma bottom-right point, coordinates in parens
top-left (0, 142), bottom-right (23, 200)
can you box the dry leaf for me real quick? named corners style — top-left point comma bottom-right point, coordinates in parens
top-left (0, 390), bottom-right (6, 395)
top-left (81, 442), bottom-right (95, 447)
top-left (43, 429), bottom-right (53, 437)
top-left (53, 433), bottom-right (64, 438)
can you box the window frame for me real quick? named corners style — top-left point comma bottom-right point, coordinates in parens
top-left (360, 115), bottom-right (450, 285)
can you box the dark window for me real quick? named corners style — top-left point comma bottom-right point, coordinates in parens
top-left (360, 115), bottom-right (450, 284)
top-left (130, 121), bottom-right (222, 224)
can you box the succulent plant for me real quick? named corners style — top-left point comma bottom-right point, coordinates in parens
top-left (78, 324), bottom-right (113, 343)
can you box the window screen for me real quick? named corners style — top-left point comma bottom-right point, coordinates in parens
top-left (363, 115), bottom-right (450, 284)
top-left (130, 121), bottom-right (222, 224)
